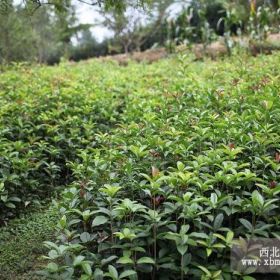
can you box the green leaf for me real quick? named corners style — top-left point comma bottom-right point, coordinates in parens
top-left (177, 244), bottom-right (188, 256)
top-left (1, 195), bottom-right (7, 202)
top-left (73, 255), bottom-right (85, 266)
top-left (213, 233), bottom-right (226, 241)
top-left (177, 161), bottom-right (185, 171)
top-left (120, 270), bottom-right (137, 278)
top-left (0, 182), bottom-right (4, 192)
top-left (60, 215), bottom-right (67, 228)
top-left (213, 213), bottom-right (224, 229)
top-left (212, 270), bottom-right (222, 278)
top-left (206, 248), bottom-right (212, 257)
top-left (226, 231), bottom-right (234, 243)
top-left (108, 265), bottom-right (118, 279)
top-left (262, 100), bottom-right (273, 110)
top-left (80, 232), bottom-right (91, 243)
top-left (80, 275), bottom-right (91, 280)
top-left (252, 190), bottom-right (264, 207)
top-left (189, 232), bottom-right (209, 239)
top-left (117, 256), bottom-right (134, 264)
top-left (239, 218), bottom-right (253, 232)
top-left (243, 276), bottom-right (256, 280)
top-left (94, 268), bottom-right (104, 280)
top-left (210, 193), bottom-right (218, 205)
top-left (82, 262), bottom-right (92, 276)
top-left (197, 265), bottom-right (211, 276)
top-left (213, 243), bottom-right (226, 249)
top-left (47, 262), bottom-right (58, 273)
top-left (9, 196), bottom-right (21, 202)
top-left (92, 216), bottom-right (108, 227)
top-left (6, 202), bottom-right (16, 208)
top-left (137, 257), bottom-right (155, 265)
top-left (180, 225), bottom-right (190, 234)
top-left (101, 255), bottom-right (118, 266)
top-left (48, 249), bottom-right (59, 259)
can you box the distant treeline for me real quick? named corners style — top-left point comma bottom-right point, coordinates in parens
top-left (0, 0), bottom-right (279, 64)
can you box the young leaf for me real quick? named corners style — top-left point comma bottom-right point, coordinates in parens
top-left (252, 190), bottom-right (264, 207)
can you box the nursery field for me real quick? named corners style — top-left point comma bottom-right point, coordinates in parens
top-left (1, 52), bottom-right (280, 279)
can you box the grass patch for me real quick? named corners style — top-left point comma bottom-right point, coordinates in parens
top-left (0, 204), bottom-right (58, 279)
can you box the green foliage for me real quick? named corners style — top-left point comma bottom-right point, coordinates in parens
top-left (17, 52), bottom-right (278, 279)
top-left (165, 0), bottom-right (279, 55)
top-left (247, 3), bottom-right (280, 42)
top-left (0, 61), bottom-right (128, 222)
top-left (0, 3), bottom-right (72, 64)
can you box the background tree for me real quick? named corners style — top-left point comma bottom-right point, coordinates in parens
top-left (100, 0), bottom-right (178, 53)
top-left (54, 2), bottom-right (91, 59)
top-left (0, 2), bottom-right (37, 63)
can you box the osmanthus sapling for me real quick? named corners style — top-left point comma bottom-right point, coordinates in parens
top-left (1, 52), bottom-right (279, 279)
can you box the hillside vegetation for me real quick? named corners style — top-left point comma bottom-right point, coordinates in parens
top-left (1, 52), bottom-right (280, 279)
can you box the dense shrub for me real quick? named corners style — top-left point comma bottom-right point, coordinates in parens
top-left (0, 61), bottom-right (130, 223)
top-left (33, 53), bottom-right (280, 279)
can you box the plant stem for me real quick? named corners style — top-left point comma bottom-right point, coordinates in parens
top-left (181, 254), bottom-right (184, 280)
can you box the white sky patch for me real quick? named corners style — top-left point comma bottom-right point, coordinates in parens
top-left (167, 1), bottom-right (189, 19)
